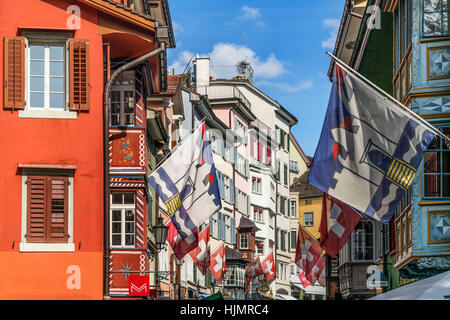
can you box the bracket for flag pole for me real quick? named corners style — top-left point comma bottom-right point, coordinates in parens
top-left (325, 51), bottom-right (450, 143)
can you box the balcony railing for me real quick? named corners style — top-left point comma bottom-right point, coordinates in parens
top-left (107, 0), bottom-right (152, 17)
top-left (205, 85), bottom-right (251, 111)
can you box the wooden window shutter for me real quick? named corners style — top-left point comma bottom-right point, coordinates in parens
top-left (25, 176), bottom-right (47, 242)
top-left (4, 36), bottom-right (26, 109)
top-left (47, 176), bottom-right (69, 243)
top-left (69, 39), bottom-right (90, 111)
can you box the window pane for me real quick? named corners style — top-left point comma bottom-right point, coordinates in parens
top-left (112, 235), bottom-right (121, 245)
top-left (125, 234), bottom-right (135, 246)
top-left (30, 76), bottom-right (44, 92)
top-left (125, 210), bottom-right (134, 221)
top-left (443, 152), bottom-right (450, 173)
top-left (30, 92), bottom-right (44, 108)
top-left (50, 77), bottom-right (64, 92)
top-left (30, 60), bottom-right (44, 76)
top-left (112, 210), bottom-right (121, 221)
top-left (112, 193), bottom-right (123, 204)
top-left (124, 193), bottom-right (135, 204)
top-left (49, 46), bottom-right (64, 61)
top-left (112, 222), bottom-right (121, 233)
top-left (424, 174), bottom-right (441, 197)
top-left (30, 45), bottom-right (45, 59)
top-left (50, 93), bottom-right (64, 109)
top-left (125, 222), bottom-right (135, 233)
top-left (50, 61), bottom-right (64, 77)
top-left (443, 175), bottom-right (450, 197)
top-left (424, 152), bottom-right (440, 172)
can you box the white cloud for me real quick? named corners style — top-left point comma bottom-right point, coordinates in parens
top-left (168, 43), bottom-right (286, 80)
top-left (172, 21), bottom-right (183, 34)
top-left (209, 43), bottom-right (285, 79)
top-left (321, 18), bottom-right (340, 49)
top-left (256, 79), bottom-right (314, 93)
top-left (240, 6), bottom-right (261, 20)
top-left (168, 50), bottom-right (194, 75)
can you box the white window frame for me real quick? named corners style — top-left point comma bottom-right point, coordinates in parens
top-left (110, 192), bottom-right (137, 248)
top-left (304, 212), bottom-right (314, 227)
top-left (20, 32), bottom-right (76, 119)
top-left (351, 220), bottom-right (375, 262)
top-left (240, 233), bottom-right (249, 249)
top-left (290, 200), bottom-right (297, 218)
top-left (20, 168), bottom-right (75, 252)
top-left (252, 177), bottom-right (262, 194)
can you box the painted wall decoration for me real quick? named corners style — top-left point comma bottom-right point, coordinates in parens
top-left (109, 250), bottom-right (149, 296)
top-left (427, 46), bottom-right (450, 80)
top-left (429, 210), bottom-right (450, 244)
top-left (109, 129), bottom-right (147, 172)
top-left (412, 96), bottom-right (450, 114)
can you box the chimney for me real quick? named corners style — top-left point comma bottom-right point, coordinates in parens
top-left (193, 56), bottom-right (210, 95)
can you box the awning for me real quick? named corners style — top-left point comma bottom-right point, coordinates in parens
top-left (275, 293), bottom-right (297, 300)
top-left (201, 292), bottom-right (224, 300)
top-left (369, 270), bottom-right (450, 300)
top-left (290, 276), bottom-right (326, 295)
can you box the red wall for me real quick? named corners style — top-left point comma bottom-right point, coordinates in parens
top-left (0, 0), bottom-right (104, 299)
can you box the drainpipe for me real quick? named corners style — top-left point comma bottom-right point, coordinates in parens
top-left (103, 41), bottom-right (167, 297)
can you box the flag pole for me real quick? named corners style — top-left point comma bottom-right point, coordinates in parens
top-left (326, 51), bottom-right (449, 143)
top-left (151, 117), bottom-right (207, 172)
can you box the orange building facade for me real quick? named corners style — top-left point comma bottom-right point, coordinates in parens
top-left (0, 0), bottom-right (173, 299)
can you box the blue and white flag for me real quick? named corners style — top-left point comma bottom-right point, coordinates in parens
top-left (309, 64), bottom-right (436, 223)
top-left (149, 122), bottom-right (222, 239)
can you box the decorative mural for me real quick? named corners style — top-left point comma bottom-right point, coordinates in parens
top-left (109, 250), bottom-right (149, 296)
top-left (412, 96), bottom-right (450, 114)
top-left (427, 46), bottom-right (450, 80)
top-left (429, 211), bottom-right (450, 243)
top-left (110, 129), bottom-right (147, 172)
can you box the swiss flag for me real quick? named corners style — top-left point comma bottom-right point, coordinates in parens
top-left (166, 220), bottom-right (198, 260)
top-left (298, 271), bottom-right (311, 288)
top-left (306, 254), bottom-right (326, 286)
top-left (209, 242), bottom-right (226, 284)
top-left (244, 257), bottom-right (264, 294)
top-left (261, 252), bottom-right (276, 282)
top-left (319, 193), bottom-right (361, 258)
top-left (189, 225), bottom-right (210, 275)
top-left (295, 225), bottom-right (323, 278)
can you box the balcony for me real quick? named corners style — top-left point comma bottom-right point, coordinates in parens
top-left (204, 85), bottom-right (251, 111)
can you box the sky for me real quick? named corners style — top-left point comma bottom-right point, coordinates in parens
top-left (166, 0), bottom-right (346, 157)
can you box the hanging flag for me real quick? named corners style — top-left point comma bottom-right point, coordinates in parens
top-left (261, 252), bottom-right (276, 282)
top-left (306, 254), bottom-right (326, 287)
top-left (149, 121), bottom-right (222, 241)
top-left (309, 63), bottom-right (436, 224)
top-left (319, 193), bottom-right (361, 258)
top-left (295, 225), bottom-right (323, 278)
top-left (209, 242), bottom-right (226, 284)
top-left (166, 220), bottom-right (198, 260)
top-left (297, 271), bottom-right (311, 288)
top-left (189, 225), bottom-right (211, 275)
top-left (244, 257), bottom-right (264, 294)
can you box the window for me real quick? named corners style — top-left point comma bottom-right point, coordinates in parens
top-left (25, 175), bottom-right (69, 243)
top-left (290, 200), bottom-right (297, 217)
top-left (352, 220), bottom-right (374, 261)
top-left (256, 240), bottom-right (264, 255)
top-left (110, 71), bottom-right (135, 126)
top-left (289, 160), bottom-right (299, 173)
top-left (28, 43), bottom-right (66, 110)
top-left (236, 189), bottom-right (248, 214)
top-left (236, 153), bottom-right (247, 177)
top-left (240, 233), bottom-right (249, 249)
top-left (304, 212), bottom-right (314, 227)
top-left (254, 208), bottom-right (264, 223)
top-left (291, 230), bottom-right (297, 251)
top-left (305, 199), bottom-right (312, 205)
top-left (111, 192), bottom-right (136, 247)
top-left (423, 0), bottom-right (450, 37)
top-left (284, 164), bottom-right (288, 185)
top-left (270, 183), bottom-right (275, 200)
top-left (279, 196), bottom-right (286, 214)
top-left (423, 127), bottom-right (450, 199)
top-left (252, 177), bottom-right (262, 194)
top-left (234, 118), bottom-right (247, 144)
top-left (280, 230), bottom-right (286, 251)
top-left (20, 170), bottom-right (74, 252)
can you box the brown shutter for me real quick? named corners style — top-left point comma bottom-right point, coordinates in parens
top-left (47, 176), bottom-right (69, 243)
top-left (4, 36), bottom-right (26, 109)
top-left (25, 176), bottom-right (47, 243)
top-left (69, 39), bottom-right (90, 111)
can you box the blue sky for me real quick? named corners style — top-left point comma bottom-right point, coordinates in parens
top-left (167, 0), bottom-right (346, 156)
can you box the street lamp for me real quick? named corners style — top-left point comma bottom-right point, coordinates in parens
top-left (153, 217), bottom-right (169, 252)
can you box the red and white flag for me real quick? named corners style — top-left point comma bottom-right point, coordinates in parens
top-left (209, 242), bottom-right (226, 284)
top-left (307, 255), bottom-right (326, 286)
top-left (298, 271), bottom-right (311, 288)
top-left (189, 225), bottom-right (210, 275)
top-left (319, 193), bottom-right (361, 258)
top-left (166, 220), bottom-right (198, 260)
top-left (244, 256), bottom-right (264, 294)
top-left (295, 225), bottom-right (323, 278)
top-left (261, 252), bottom-right (276, 282)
